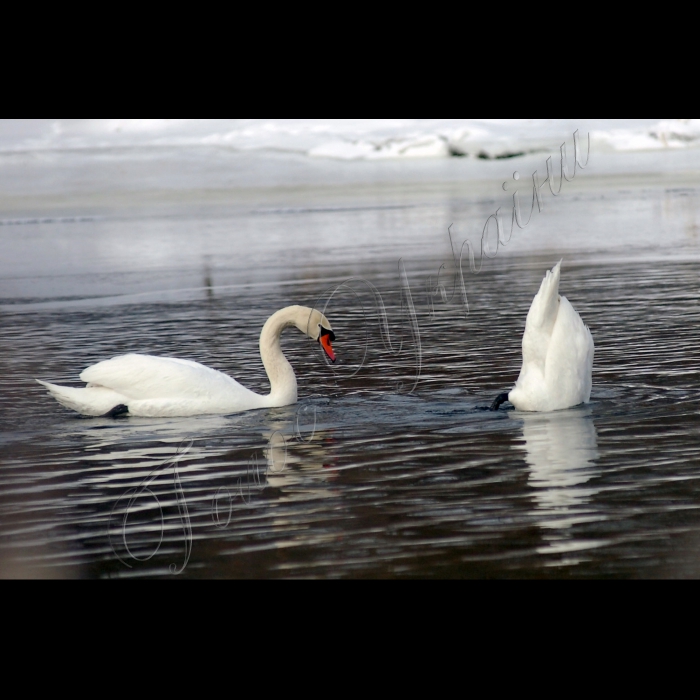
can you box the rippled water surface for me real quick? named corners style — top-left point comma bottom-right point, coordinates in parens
top-left (1, 176), bottom-right (700, 578)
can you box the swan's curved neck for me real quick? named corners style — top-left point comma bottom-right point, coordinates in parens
top-left (259, 306), bottom-right (309, 407)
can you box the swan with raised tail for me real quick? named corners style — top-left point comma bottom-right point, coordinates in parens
top-left (491, 261), bottom-right (594, 413)
top-left (37, 306), bottom-right (336, 418)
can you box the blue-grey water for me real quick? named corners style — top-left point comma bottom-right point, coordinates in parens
top-left (1, 157), bottom-right (700, 578)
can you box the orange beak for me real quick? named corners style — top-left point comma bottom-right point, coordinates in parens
top-left (320, 333), bottom-right (336, 363)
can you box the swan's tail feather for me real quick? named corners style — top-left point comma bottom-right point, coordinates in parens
top-left (539, 260), bottom-right (562, 300)
top-left (525, 260), bottom-right (562, 334)
top-left (36, 380), bottom-right (128, 417)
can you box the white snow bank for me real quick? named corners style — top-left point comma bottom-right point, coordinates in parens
top-left (0, 119), bottom-right (698, 160)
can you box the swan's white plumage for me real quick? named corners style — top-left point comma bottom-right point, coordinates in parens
top-left (508, 261), bottom-right (594, 413)
top-left (37, 306), bottom-right (334, 418)
top-left (39, 356), bottom-right (270, 417)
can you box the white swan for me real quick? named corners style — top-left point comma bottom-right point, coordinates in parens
top-left (37, 306), bottom-right (336, 418)
top-left (492, 261), bottom-right (594, 412)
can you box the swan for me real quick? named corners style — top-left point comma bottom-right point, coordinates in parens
top-left (491, 261), bottom-right (594, 412)
top-left (37, 306), bottom-right (336, 418)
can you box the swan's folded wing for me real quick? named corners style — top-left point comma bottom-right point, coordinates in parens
top-left (546, 296), bottom-right (594, 406)
top-left (80, 354), bottom-right (257, 402)
top-left (522, 261), bottom-right (562, 370)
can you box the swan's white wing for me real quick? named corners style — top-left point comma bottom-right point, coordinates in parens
top-left (80, 354), bottom-right (261, 404)
top-left (545, 296), bottom-right (594, 409)
top-left (521, 261), bottom-right (562, 372)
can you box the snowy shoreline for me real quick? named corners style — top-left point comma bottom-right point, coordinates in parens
top-left (1, 119), bottom-right (699, 160)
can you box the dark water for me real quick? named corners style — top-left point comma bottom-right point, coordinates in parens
top-left (1, 182), bottom-right (700, 578)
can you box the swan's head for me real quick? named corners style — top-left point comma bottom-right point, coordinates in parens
top-left (298, 307), bottom-right (336, 363)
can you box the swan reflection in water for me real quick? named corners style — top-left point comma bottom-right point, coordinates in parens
top-left (263, 407), bottom-right (339, 499)
top-left (511, 407), bottom-right (602, 557)
top-left (61, 403), bottom-right (338, 573)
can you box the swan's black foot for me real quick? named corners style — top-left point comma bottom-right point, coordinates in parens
top-left (104, 404), bottom-right (129, 418)
top-left (490, 393), bottom-right (510, 412)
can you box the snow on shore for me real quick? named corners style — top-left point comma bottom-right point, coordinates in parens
top-left (1, 119), bottom-right (698, 160)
